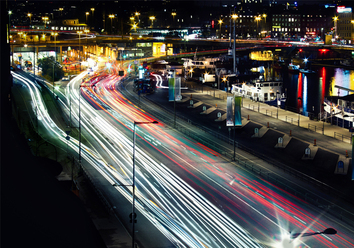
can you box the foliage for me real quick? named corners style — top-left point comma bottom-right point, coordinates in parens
top-left (37, 56), bottom-right (64, 82)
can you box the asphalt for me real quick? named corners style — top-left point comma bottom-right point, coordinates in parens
top-left (5, 70), bottom-right (354, 248)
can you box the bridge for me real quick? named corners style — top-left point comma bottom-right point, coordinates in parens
top-left (9, 28), bottom-right (354, 66)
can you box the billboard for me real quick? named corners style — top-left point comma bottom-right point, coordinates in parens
top-left (226, 97), bottom-right (234, 126)
top-left (234, 96), bottom-right (242, 126)
top-left (168, 70), bottom-right (175, 102)
top-left (175, 77), bottom-right (182, 101)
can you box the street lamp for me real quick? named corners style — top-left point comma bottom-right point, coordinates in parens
top-left (291, 228), bottom-right (337, 239)
top-left (109, 14), bottom-right (115, 34)
top-left (8, 10), bottom-right (12, 38)
top-left (28, 13), bottom-right (32, 27)
top-left (135, 12), bottom-right (140, 24)
top-left (84, 29), bottom-right (89, 60)
top-left (149, 16), bottom-right (155, 28)
top-left (77, 31), bottom-right (83, 70)
top-left (172, 12), bottom-right (176, 27)
top-left (132, 120), bottom-right (158, 248)
top-left (51, 32), bottom-right (58, 98)
top-left (298, 97), bottom-right (302, 126)
top-left (218, 19), bottom-right (223, 39)
top-left (86, 12), bottom-right (89, 24)
top-left (42, 16), bottom-right (49, 29)
top-left (232, 14), bottom-right (238, 74)
top-left (255, 16), bottom-right (261, 39)
top-left (333, 16), bottom-right (338, 40)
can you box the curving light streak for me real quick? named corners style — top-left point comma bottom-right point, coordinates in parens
top-left (14, 68), bottom-right (354, 248)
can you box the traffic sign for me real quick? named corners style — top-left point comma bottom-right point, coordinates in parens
top-left (217, 112), bottom-right (221, 118)
top-left (278, 137), bottom-right (283, 144)
top-left (203, 106), bottom-right (206, 111)
top-left (338, 161), bottom-right (344, 169)
top-left (254, 128), bottom-right (259, 134)
top-left (305, 147), bottom-right (311, 155)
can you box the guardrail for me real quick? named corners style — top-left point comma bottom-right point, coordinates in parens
top-left (334, 132), bottom-right (352, 143)
top-left (308, 123), bottom-right (323, 134)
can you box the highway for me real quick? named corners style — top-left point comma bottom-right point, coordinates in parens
top-left (12, 63), bottom-right (354, 247)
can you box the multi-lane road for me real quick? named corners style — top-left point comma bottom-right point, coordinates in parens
top-left (12, 61), bottom-right (354, 247)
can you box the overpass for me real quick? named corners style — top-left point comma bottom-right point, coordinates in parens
top-left (9, 29), bottom-right (354, 66)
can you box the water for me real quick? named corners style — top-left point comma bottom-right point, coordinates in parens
top-left (282, 66), bottom-right (354, 117)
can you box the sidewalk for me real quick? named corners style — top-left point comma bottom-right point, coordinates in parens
top-left (183, 82), bottom-right (352, 155)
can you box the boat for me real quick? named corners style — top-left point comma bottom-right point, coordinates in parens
top-left (288, 63), bottom-right (300, 73)
top-left (231, 80), bottom-right (285, 106)
top-left (299, 68), bottom-right (316, 74)
top-left (182, 57), bottom-right (220, 70)
top-left (323, 94), bottom-right (354, 129)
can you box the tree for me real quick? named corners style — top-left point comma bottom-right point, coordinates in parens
top-left (37, 56), bottom-right (64, 82)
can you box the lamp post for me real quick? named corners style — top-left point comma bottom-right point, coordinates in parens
top-left (298, 97), bottom-right (302, 126)
top-left (291, 228), bottom-right (337, 239)
top-left (132, 120), bottom-right (158, 248)
top-left (149, 16), bottom-right (155, 28)
top-left (77, 31), bottom-right (83, 70)
top-left (42, 16), bottom-right (49, 29)
top-left (84, 29), bottom-right (89, 60)
top-left (109, 14), bottom-right (115, 34)
top-left (85, 12), bottom-right (89, 24)
top-left (218, 19), bottom-right (223, 39)
top-left (51, 32), bottom-right (58, 98)
top-left (333, 16), bottom-right (338, 40)
top-left (172, 12), bottom-right (176, 28)
top-left (8, 10), bottom-right (12, 39)
top-left (91, 8), bottom-right (95, 29)
top-left (27, 13), bottom-right (32, 27)
top-left (130, 16), bottom-right (135, 24)
top-left (78, 83), bottom-right (91, 169)
top-left (255, 16), bottom-right (261, 39)
top-left (232, 14), bottom-right (237, 74)
top-left (135, 12), bottom-right (140, 24)
top-left (59, 8), bottom-right (63, 16)
top-left (262, 14), bottom-right (267, 39)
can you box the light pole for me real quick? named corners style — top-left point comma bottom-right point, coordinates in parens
top-left (78, 83), bottom-right (90, 169)
top-left (109, 14), bottom-right (115, 34)
top-left (59, 8), bottom-right (63, 16)
top-left (149, 16), bottom-right (155, 28)
top-left (27, 13), bottom-right (32, 27)
top-left (298, 97), bottom-right (302, 126)
top-left (91, 8), bottom-right (95, 29)
top-left (172, 12), bottom-right (176, 28)
top-left (333, 16), bottom-right (338, 40)
top-left (8, 10), bottom-right (12, 39)
top-left (291, 228), bottom-right (337, 239)
top-left (42, 16), bottom-right (49, 29)
top-left (84, 29), bottom-right (89, 60)
top-left (255, 16), bottom-right (261, 39)
top-left (262, 14), bottom-right (267, 39)
top-left (232, 14), bottom-right (237, 74)
top-left (77, 31), bottom-right (83, 70)
top-left (51, 32), bottom-right (58, 98)
top-left (218, 19), bottom-right (223, 39)
top-left (132, 120), bottom-right (158, 248)
top-left (135, 12), bottom-right (140, 27)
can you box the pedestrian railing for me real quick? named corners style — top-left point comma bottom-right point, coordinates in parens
top-left (334, 132), bottom-right (352, 143)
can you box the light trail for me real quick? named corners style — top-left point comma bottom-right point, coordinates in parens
top-left (13, 66), bottom-right (354, 248)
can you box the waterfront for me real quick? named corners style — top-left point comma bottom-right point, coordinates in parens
top-left (283, 66), bottom-right (354, 118)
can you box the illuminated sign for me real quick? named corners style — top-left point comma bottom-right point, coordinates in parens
top-left (272, 26), bottom-right (281, 29)
top-left (337, 6), bottom-right (352, 13)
